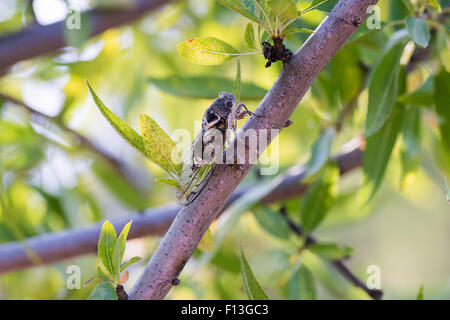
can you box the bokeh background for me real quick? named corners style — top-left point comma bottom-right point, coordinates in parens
top-left (0, 0), bottom-right (449, 299)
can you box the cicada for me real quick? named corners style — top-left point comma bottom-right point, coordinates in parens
top-left (177, 92), bottom-right (256, 204)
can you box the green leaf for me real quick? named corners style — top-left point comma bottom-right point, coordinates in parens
top-left (425, 0), bottom-right (442, 12)
top-left (400, 107), bottom-right (422, 187)
top-left (234, 59), bottom-right (242, 103)
top-left (240, 247), bottom-right (270, 300)
top-left (253, 207), bottom-right (290, 239)
top-left (120, 256), bottom-right (142, 272)
top-left (306, 0), bottom-right (338, 13)
top-left (416, 284), bottom-right (424, 300)
top-left (289, 265), bottom-right (317, 300)
top-left (406, 17), bottom-right (430, 48)
top-left (365, 35), bottom-right (407, 137)
top-left (304, 127), bottom-right (336, 178)
top-left (87, 283), bottom-right (117, 300)
top-left (308, 243), bottom-right (354, 260)
top-left (301, 164), bottom-right (339, 235)
top-left (217, 0), bottom-right (261, 25)
top-left (244, 23), bottom-right (257, 49)
top-left (97, 221), bottom-right (117, 280)
top-left (398, 77), bottom-right (434, 106)
top-left (177, 37), bottom-right (240, 65)
top-left (112, 221), bottom-right (132, 282)
top-left (363, 101), bottom-right (405, 203)
top-left (138, 114), bottom-right (180, 175)
top-left (283, 27), bottom-right (314, 35)
top-left (86, 81), bottom-right (145, 154)
top-left (155, 178), bottom-right (179, 188)
top-left (434, 70), bottom-right (450, 151)
top-left (268, 0), bottom-right (298, 19)
top-left (148, 75), bottom-right (267, 100)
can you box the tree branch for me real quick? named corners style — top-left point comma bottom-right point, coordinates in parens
top-left (0, 139), bottom-right (362, 274)
top-left (128, 0), bottom-right (379, 300)
top-left (0, 0), bottom-right (173, 72)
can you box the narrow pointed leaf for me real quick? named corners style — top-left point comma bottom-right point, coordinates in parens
top-left (240, 248), bottom-right (270, 300)
top-left (120, 256), bottom-right (142, 272)
top-left (365, 36), bottom-right (407, 137)
top-left (308, 243), bottom-right (354, 260)
top-left (416, 284), bottom-right (424, 300)
top-left (177, 37), bottom-right (240, 65)
top-left (98, 221), bottom-right (117, 280)
top-left (244, 23), bottom-right (257, 49)
top-left (86, 81), bottom-right (145, 154)
top-left (301, 164), bottom-right (339, 235)
top-left (148, 75), bottom-right (266, 100)
top-left (112, 221), bottom-right (132, 281)
top-left (304, 127), bottom-right (336, 178)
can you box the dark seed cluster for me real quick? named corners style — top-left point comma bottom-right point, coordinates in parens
top-left (262, 37), bottom-right (293, 68)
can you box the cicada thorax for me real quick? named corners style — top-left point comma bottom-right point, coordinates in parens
top-left (176, 92), bottom-right (237, 205)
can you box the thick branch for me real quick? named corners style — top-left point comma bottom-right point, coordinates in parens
top-left (128, 0), bottom-right (378, 300)
top-left (0, 0), bottom-right (173, 72)
top-left (0, 140), bottom-right (362, 274)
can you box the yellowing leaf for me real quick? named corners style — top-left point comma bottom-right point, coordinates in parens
top-left (425, 0), bottom-right (442, 12)
top-left (177, 37), bottom-right (240, 65)
top-left (138, 114), bottom-right (180, 175)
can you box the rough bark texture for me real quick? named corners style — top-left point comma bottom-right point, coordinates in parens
top-left (0, 0), bottom-right (172, 72)
top-left (128, 0), bottom-right (378, 300)
top-left (0, 141), bottom-right (362, 274)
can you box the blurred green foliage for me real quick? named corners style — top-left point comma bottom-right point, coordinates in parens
top-left (0, 0), bottom-right (449, 300)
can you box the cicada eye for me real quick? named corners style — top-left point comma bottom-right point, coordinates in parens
top-left (225, 100), bottom-right (233, 109)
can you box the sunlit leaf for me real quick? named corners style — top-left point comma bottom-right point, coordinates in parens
top-left (365, 34), bottom-right (407, 137)
top-left (148, 75), bottom-right (267, 100)
top-left (155, 178), bottom-right (179, 188)
top-left (425, 0), bottom-right (442, 12)
top-left (240, 247), bottom-right (270, 300)
top-left (304, 127), bottom-right (336, 178)
top-left (406, 17), bottom-right (430, 48)
top-left (97, 221), bottom-right (117, 281)
top-left (112, 221), bottom-right (132, 282)
top-left (87, 282), bottom-right (117, 300)
top-left (289, 265), bottom-right (317, 300)
top-left (268, 0), bottom-right (298, 19)
top-left (120, 256), bottom-right (142, 272)
top-left (177, 37), bottom-right (240, 65)
top-left (363, 101), bottom-right (405, 202)
top-left (86, 81), bottom-right (145, 154)
top-left (244, 23), bottom-right (257, 49)
top-left (301, 164), bottom-right (339, 235)
top-left (306, 0), bottom-right (338, 13)
top-left (253, 207), bottom-right (290, 239)
top-left (283, 27), bottom-right (314, 35)
top-left (217, 0), bottom-right (261, 25)
top-left (308, 243), bottom-right (354, 260)
top-left (139, 114), bottom-right (180, 175)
